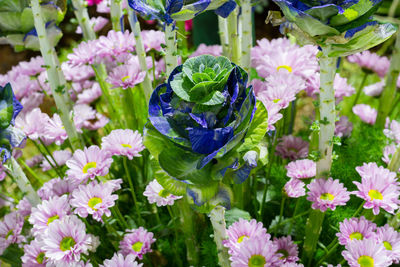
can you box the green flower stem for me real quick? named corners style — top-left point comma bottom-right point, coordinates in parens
top-left (388, 146), bottom-right (400, 172)
top-left (39, 138), bottom-right (62, 170)
top-left (240, 0), bottom-right (252, 72)
top-left (31, 0), bottom-right (83, 151)
top-left (18, 159), bottom-right (44, 185)
top-left (6, 157), bottom-right (40, 206)
top-left (302, 209), bottom-right (325, 266)
top-left (70, 0), bottom-right (96, 40)
top-left (32, 140), bottom-right (63, 178)
top-left (111, 206), bottom-right (129, 229)
top-left (351, 71), bottom-right (368, 107)
top-left (227, 7), bottom-right (241, 65)
top-left (210, 206), bottom-right (230, 267)
top-left (177, 198), bottom-right (199, 266)
top-left (165, 24), bottom-right (178, 76)
top-left (377, 30), bottom-right (400, 127)
top-left (110, 0), bottom-right (122, 31)
top-left (176, 21), bottom-right (188, 52)
top-left (127, 10), bottom-right (153, 103)
top-left (123, 157), bottom-right (143, 225)
top-left (167, 205), bottom-right (183, 267)
top-left (268, 210), bottom-right (310, 232)
top-left (218, 16), bottom-right (229, 57)
top-left (389, 0), bottom-right (400, 18)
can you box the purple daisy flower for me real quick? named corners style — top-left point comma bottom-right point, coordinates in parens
top-left (15, 108), bottom-right (50, 140)
top-left (100, 253), bottom-right (143, 267)
top-left (342, 239), bottom-right (391, 267)
top-left (40, 150), bottom-right (72, 172)
top-left (62, 62), bottom-right (95, 83)
top-left (336, 216), bottom-right (377, 246)
top-left (119, 227), bottom-right (156, 259)
top-left (0, 212), bottom-right (25, 254)
top-left (16, 196), bottom-right (32, 217)
top-left (353, 104), bottom-right (377, 125)
top-left (353, 162), bottom-right (400, 215)
top-left (42, 215), bottom-right (92, 264)
top-left (273, 236), bottom-right (299, 264)
top-left (376, 224), bottom-right (400, 264)
top-left (285, 159), bottom-right (316, 179)
top-left (364, 80), bottom-right (385, 97)
top-left (284, 178), bottom-right (306, 198)
top-left (276, 135), bottom-right (309, 160)
top-left (96, 30), bottom-right (135, 58)
top-left (141, 30), bottom-right (165, 52)
top-left (229, 237), bottom-right (280, 267)
top-left (335, 116), bottom-right (353, 138)
top-left (66, 145), bottom-right (113, 186)
top-left (347, 51), bottom-right (390, 78)
top-left (106, 63), bottom-right (146, 89)
top-left (18, 56), bottom-right (45, 77)
top-left (77, 83), bottom-right (102, 105)
top-left (143, 179), bottom-right (182, 207)
top-left (334, 74), bottom-right (355, 102)
top-left (306, 178), bottom-right (350, 212)
top-left (101, 129), bottom-right (145, 159)
top-left (29, 195), bottom-right (71, 236)
top-left (68, 40), bottom-right (99, 66)
top-left (263, 100), bottom-right (283, 131)
top-left (22, 239), bottom-right (47, 267)
top-left (223, 218), bottom-right (269, 254)
top-left (70, 180), bottom-right (119, 222)
top-left (44, 114), bottom-right (68, 145)
top-left (37, 178), bottom-right (76, 201)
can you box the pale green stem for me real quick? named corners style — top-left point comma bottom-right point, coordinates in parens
top-left (70, 0), bottom-right (96, 40)
top-left (227, 7), bottom-right (241, 65)
top-left (210, 206), bottom-right (230, 267)
top-left (240, 0), bottom-right (253, 72)
top-left (389, 0), bottom-right (400, 18)
top-left (178, 199), bottom-right (199, 265)
top-left (389, 147), bottom-right (400, 172)
top-left (122, 157), bottom-right (143, 225)
top-left (176, 21), bottom-right (188, 51)
top-left (30, 0), bottom-right (82, 150)
top-left (18, 159), bottom-right (44, 185)
top-left (165, 24), bottom-right (178, 76)
top-left (377, 30), bottom-right (400, 127)
top-left (5, 157), bottom-right (40, 206)
top-left (127, 10), bottom-right (153, 103)
top-left (218, 16), bottom-right (229, 57)
top-left (302, 210), bottom-right (326, 267)
top-left (110, 0), bottom-right (123, 31)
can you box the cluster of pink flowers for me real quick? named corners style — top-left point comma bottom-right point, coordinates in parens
top-left (143, 179), bottom-right (183, 206)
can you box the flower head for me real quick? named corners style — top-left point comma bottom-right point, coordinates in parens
top-left (384, 119), bottom-right (400, 144)
top-left (342, 239), bottom-right (391, 267)
top-left (273, 236), bottom-right (299, 264)
top-left (119, 227), bottom-right (156, 259)
top-left (16, 196), bottom-right (32, 217)
top-left (285, 159), bottom-right (316, 179)
top-left (44, 114), bottom-right (68, 145)
top-left (335, 116), bottom-right (353, 138)
top-left (141, 30), bottom-right (165, 52)
top-left (106, 63), bottom-right (146, 89)
top-left (40, 150), bottom-right (72, 172)
top-left (348, 51), bottom-right (390, 78)
top-left (276, 135), bottom-right (309, 160)
top-left (15, 108), bottom-right (50, 140)
top-left (307, 178), bottom-right (350, 212)
top-left (68, 40), bottom-right (99, 66)
top-left (336, 216), bottom-right (377, 246)
top-left (100, 253), bottom-right (143, 267)
top-left (101, 129), bottom-right (145, 159)
top-left (376, 224), bottom-right (400, 264)
top-left (0, 212), bottom-right (25, 254)
top-left (353, 104), bottom-right (377, 125)
top-left (143, 179), bottom-right (183, 207)
top-left (22, 239), bottom-right (47, 267)
top-left (364, 80), bottom-right (385, 97)
top-left (284, 178), bottom-right (306, 198)
top-left (97, 30), bottom-right (135, 57)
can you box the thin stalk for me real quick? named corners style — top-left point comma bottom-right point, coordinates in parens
top-left (377, 30), bottom-right (400, 127)
top-left (70, 0), bottom-right (96, 40)
top-left (176, 21), bottom-right (188, 52)
top-left (165, 24), bottom-right (178, 76)
top-left (268, 210), bottom-right (310, 232)
top-left (389, 0), bottom-right (400, 18)
top-left (127, 10), bottom-right (153, 103)
top-left (178, 198), bottom-right (199, 266)
top-left (240, 0), bottom-right (253, 72)
top-left (39, 138), bottom-right (62, 170)
top-left (227, 7), bottom-right (241, 65)
top-left (32, 140), bottom-right (63, 178)
top-left (30, 0), bottom-right (82, 150)
top-left (351, 71), bottom-right (368, 107)
top-left (18, 159), bottom-right (44, 185)
top-left (218, 16), bottom-right (229, 57)
top-left (209, 206), bottom-right (230, 267)
top-left (122, 157), bottom-right (143, 225)
top-left (110, 0), bottom-right (123, 31)
top-left (111, 206), bottom-right (129, 229)
top-left (153, 204), bottom-right (162, 225)
top-left (167, 205), bottom-right (183, 267)
top-left (151, 52), bottom-right (157, 88)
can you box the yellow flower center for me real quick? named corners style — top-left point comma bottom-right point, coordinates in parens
top-left (343, 9), bottom-right (359, 21)
top-left (47, 214), bottom-right (59, 225)
top-left (237, 235), bottom-right (249, 243)
top-left (82, 162), bottom-right (97, 173)
top-left (276, 65), bottom-right (292, 73)
top-left (59, 236), bottom-right (76, 251)
top-left (88, 197), bottom-right (102, 210)
top-left (273, 99), bottom-right (281, 104)
top-left (121, 75), bottom-right (131, 82)
top-left (357, 255), bottom-right (374, 267)
top-left (368, 189), bottom-right (383, 200)
top-left (132, 241), bottom-right (143, 252)
top-left (36, 252), bottom-right (45, 264)
top-left (320, 193), bottom-right (335, 201)
top-left (121, 143), bottom-right (132, 148)
top-left (384, 241), bottom-right (393, 251)
top-left (349, 232), bottom-right (363, 241)
top-left (248, 255), bottom-right (266, 267)
top-left (158, 189), bottom-right (170, 198)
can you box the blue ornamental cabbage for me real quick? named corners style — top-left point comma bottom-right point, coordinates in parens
top-left (0, 83), bottom-right (25, 162)
top-left (273, 0), bottom-right (397, 56)
top-left (128, 0), bottom-right (237, 25)
top-left (144, 55), bottom-right (258, 210)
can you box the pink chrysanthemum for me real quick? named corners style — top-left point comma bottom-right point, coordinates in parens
top-left (305, 73), bottom-right (320, 97)
top-left (22, 239), bottom-right (47, 267)
top-left (342, 239), bottom-right (391, 267)
top-left (40, 150), bottom-right (72, 172)
top-left (68, 40), bottom-right (99, 66)
top-left (334, 74), bottom-right (355, 101)
top-left (384, 119), bottom-right (400, 144)
top-left (229, 237), bottom-right (280, 267)
top-left (275, 135), bottom-right (309, 160)
top-left (76, 16), bottom-right (108, 34)
top-left (190, 44), bottom-right (223, 58)
top-left (0, 212), bottom-right (25, 254)
top-left (347, 51), bottom-right (390, 78)
top-left (285, 159), bottom-right (316, 179)
top-left (336, 216), bottom-right (377, 246)
top-left (335, 116), bottom-right (353, 138)
top-left (376, 224), bottom-right (400, 264)
top-left (66, 145), bottom-right (113, 186)
top-left (382, 145), bottom-right (398, 170)
top-left (18, 56), bottom-right (45, 77)
top-left (353, 162), bottom-right (400, 215)
top-left (352, 104), bottom-right (377, 125)
top-left (42, 215), bottom-right (92, 264)
top-left (77, 83), bottom-right (102, 105)
top-left (29, 195), bottom-right (71, 236)
top-left (106, 63), bottom-right (146, 89)
top-left (37, 178), bottom-right (76, 201)
top-left (119, 227), bottom-right (156, 259)
top-left (273, 236), bottom-right (299, 264)
top-left (62, 62), bottom-right (94, 83)
top-left (141, 30), bottom-right (165, 52)
top-left (223, 218), bottom-right (269, 254)
top-left (143, 179), bottom-right (183, 207)
top-left (97, 30), bottom-right (135, 57)
top-left (101, 129), bottom-right (145, 159)
top-left (70, 180), bottom-right (120, 222)
top-left (15, 108), bottom-right (50, 140)
top-left (44, 114), bottom-right (68, 145)
top-left (262, 100), bottom-right (283, 131)
top-left (364, 80), bottom-right (385, 97)
top-left (100, 253), bottom-right (143, 267)
top-left (284, 178), bottom-right (306, 198)
top-left (20, 92), bottom-right (44, 114)
top-left (307, 178), bottom-right (350, 212)
top-left (16, 196), bottom-right (32, 217)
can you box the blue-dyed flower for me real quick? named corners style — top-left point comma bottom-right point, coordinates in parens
top-left (273, 0), bottom-right (396, 56)
top-left (144, 55), bottom-right (257, 210)
top-left (128, 0), bottom-right (237, 25)
top-left (0, 83), bottom-right (25, 162)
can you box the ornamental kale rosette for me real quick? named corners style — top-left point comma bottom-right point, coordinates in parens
top-left (0, 83), bottom-right (25, 162)
top-left (144, 55), bottom-right (258, 210)
top-left (273, 0), bottom-right (397, 56)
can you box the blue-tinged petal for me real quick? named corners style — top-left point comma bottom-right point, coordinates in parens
top-left (189, 113), bottom-right (208, 128)
top-left (0, 125), bottom-right (26, 163)
top-left (214, 0), bottom-right (236, 18)
top-left (170, 0), bottom-right (211, 21)
top-left (233, 151), bottom-right (257, 184)
top-left (128, 0), bottom-right (164, 21)
top-left (0, 83), bottom-right (21, 130)
top-left (344, 21), bottom-right (376, 38)
top-left (12, 94), bottom-right (23, 126)
top-left (166, 0), bottom-right (183, 14)
top-left (187, 126), bottom-right (233, 154)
